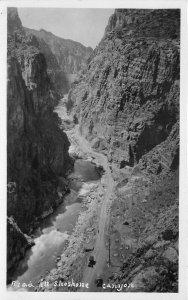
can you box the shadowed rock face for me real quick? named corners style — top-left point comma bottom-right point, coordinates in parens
top-left (69, 9), bottom-right (180, 172)
top-left (7, 8), bottom-right (72, 280)
top-left (24, 27), bottom-right (93, 95)
top-left (7, 216), bottom-right (35, 281)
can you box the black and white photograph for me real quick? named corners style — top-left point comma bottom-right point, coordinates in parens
top-left (0, 0), bottom-right (187, 298)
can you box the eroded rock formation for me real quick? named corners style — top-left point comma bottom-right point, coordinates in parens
top-left (24, 27), bottom-right (93, 95)
top-left (7, 8), bottom-right (72, 281)
top-left (69, 9), bottom-right (180, 172)
top-left (68, 9), bottom-right (180, 292)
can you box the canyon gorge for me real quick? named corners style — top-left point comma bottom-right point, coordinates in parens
top-left (7, 8), bottom-right (179, 293)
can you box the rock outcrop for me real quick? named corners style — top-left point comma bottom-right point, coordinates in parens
top-left (69, 9), bottom-right (180, 172)
top-left (7, 8), bottom-right (72, 281)
top-left (7, 216), bottom-right (35, 281)
top-left (24, 27), bottom-right (93, 95)
top-left (68, 9), bottom-right (180, 292)
top-left (108, 167), bottom-right (179, 292)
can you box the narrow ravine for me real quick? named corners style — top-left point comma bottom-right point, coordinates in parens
top-left (34, 97), bottom-right (115, 292)
top-left (7, 8), bottom-right (180, 294)
top-left (8, 97), bottom-right (103, 291)
top-left (56, 98), bottom-right (115, 292)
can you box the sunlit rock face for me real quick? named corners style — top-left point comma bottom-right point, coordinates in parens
top-left (67, 9), bottom-right (180, 293)
top-left (69, 9), bottom-right (180, 172)
top-left (7, 8), bottom-right (72, 280)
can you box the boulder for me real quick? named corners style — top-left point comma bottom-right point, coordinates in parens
top-left (162, 247), bottom-right (178, 263)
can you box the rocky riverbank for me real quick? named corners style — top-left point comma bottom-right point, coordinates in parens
top-left (34, 124), bottom-right (113, 291)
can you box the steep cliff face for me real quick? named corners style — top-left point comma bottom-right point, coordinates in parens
top-left (7, 216), bottom-right (35, 277)
top-left (7, 8), bottom-right (72, 281)
top-left (24, 27), bottom-right (93, 94)
top-left (68, 9), bottom-right (180, 292)
top-left (69, 9), bottom-right (180, 172)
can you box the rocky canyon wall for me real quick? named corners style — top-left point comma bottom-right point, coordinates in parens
top-left (7, 8), bottom-right (72, 281)
top-left (69, 9), bottom-right (180, 174)
top-left (68, 9), bottom-right (180, 292)
top-left (24, 27), bottom-right (93, 95)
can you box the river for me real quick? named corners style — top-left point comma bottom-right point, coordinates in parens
top-left (8, 97), bottom-right (101, 291)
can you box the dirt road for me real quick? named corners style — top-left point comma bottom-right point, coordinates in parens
top-left (67, 125), bottom-right (114, 291)
top-left (56, 99), bottom-right (114, 291)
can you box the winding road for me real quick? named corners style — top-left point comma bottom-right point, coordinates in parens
top-left (67, 125), bottom-right (114, 291)
top-left (55, 99), bottom-right (114, 291)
